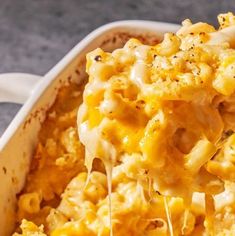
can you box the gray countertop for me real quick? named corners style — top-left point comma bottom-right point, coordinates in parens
top-left (0, 0), bottom-right (235, 135)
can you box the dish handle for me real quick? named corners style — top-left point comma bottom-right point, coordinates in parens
top-left (0, 73), bottom-right (42, 104)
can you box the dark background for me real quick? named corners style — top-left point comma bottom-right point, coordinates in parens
top-left (0, 0), bottom-right (235, 135)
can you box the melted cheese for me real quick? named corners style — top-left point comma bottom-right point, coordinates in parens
top-left (164, 197), bottom-right (174, 236)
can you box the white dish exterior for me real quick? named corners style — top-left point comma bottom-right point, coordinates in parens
top-left (0, 20), bottom-right (180, 236)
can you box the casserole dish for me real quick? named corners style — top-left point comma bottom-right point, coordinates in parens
top-left (0, 20), bottom-right (180, 236)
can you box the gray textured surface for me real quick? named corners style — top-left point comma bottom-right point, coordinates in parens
top-left (0, 0), bottom-right (235, 136)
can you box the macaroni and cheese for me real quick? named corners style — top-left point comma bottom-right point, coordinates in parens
top-left (13, 12), bottom-right (235, 236)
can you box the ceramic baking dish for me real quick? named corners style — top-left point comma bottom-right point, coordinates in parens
top-left (0, 20), bottom-right (180, 236)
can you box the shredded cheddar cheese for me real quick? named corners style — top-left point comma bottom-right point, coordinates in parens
top-left (13, 12), bottom-right (235, 236)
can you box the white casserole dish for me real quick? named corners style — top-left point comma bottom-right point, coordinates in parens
top-left (0, 21), bottom-right (180, 236)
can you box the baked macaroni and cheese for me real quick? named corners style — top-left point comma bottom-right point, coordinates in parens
top-left (13, 13), bottom-right (235, 236)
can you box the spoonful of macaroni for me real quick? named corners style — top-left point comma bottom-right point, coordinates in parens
top-left (77, 12), bottom-right (235, 235)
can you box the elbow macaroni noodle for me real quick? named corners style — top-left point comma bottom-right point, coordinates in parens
top-left (13, 12), bottom-right (235, 235)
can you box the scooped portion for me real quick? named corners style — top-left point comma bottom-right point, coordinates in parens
top-left (78, 12), bottom-right (235, 199)
top-left (14, 12), bottom-right (235, 236)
